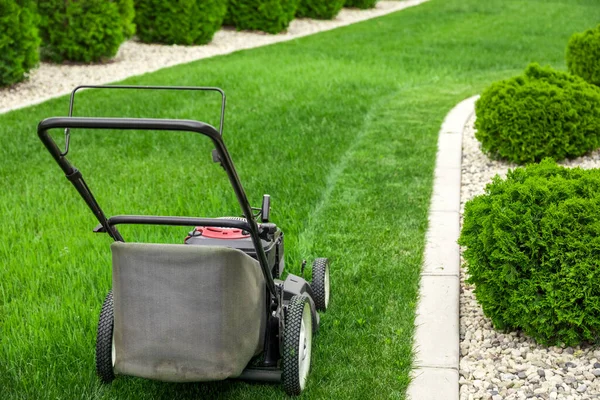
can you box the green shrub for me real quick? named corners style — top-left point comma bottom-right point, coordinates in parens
top-left (474, 63), bottom-right (600, 164)
top-left (134, 0), bottom-right (226, 45)
top-left (459, 159), bottom-right (600, 346)
top-left (0, 0), bottom-right (39, 86)
top-left (567, 24), bottom-right (600, 86)
top-left (223, 8), bottom-right (233, 26)
top-left (116, 0), bottom-right (136, 38)
top-left (38, 0), bottom-right (127, 63)
top-left (344, 0), bottom-right (378, 9)
top-left (227, 0), bottom-right (299, 34)
top-left (297, 0), bottom-right (344, 19)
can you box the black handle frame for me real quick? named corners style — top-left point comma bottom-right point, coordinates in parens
top-left (38, 114), bottom-right (278, 299)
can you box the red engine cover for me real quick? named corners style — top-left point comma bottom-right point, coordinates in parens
top-left (194, 226), bottom-right (250, 239)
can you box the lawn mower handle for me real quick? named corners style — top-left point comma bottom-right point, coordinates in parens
top-left (37, 116), bottom-right (278, 299)
top-left (103, 215), bottom-right (251, 231)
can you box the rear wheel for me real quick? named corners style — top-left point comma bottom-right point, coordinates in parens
top-left (96, 290), bottom-right (115, 383)
top-left (282, 295), bottom-right (313, 396)
top-left (311, 258), bottom-right (330, 311)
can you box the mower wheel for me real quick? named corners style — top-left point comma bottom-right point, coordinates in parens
top-left (311, 258), bottom-right (330, 311)
top-left (283, 295), bottom-right (313, 396)
top-left (96, 290), bottom-right (116, 384)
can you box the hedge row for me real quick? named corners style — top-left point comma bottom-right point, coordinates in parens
top-left (226, 0), bottom-right (298, 34)
top-left (135, 0), bottom-right (227, 45)
top-left (0, 0), bottom-right (39, 87)
top-left (227, 0), bottom-right (380, 30)
top-left (345, 0), bottom-right (378, 9)
top-left (38, 0), bottom-right (131, 64)
top-left (0, 0), bottom-right (134, 85)
top-left (1, 0), bottom-right (381, 86)
top-left (297, 0), bottom-right (345, 20)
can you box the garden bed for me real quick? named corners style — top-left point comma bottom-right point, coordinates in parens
top-left (459, 116), bottom-right (600, 400)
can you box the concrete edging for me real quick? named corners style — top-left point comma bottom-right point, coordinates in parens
top-left (407, 95), bottom-right (479, 400)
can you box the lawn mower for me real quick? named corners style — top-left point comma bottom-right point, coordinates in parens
top-left (37, 85), bottom-right (331, 396)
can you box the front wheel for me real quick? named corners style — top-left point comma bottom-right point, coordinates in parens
top-left (311, 258), bottom-right (330, 311)
top-left (96, 290), bottom-right (115, 383)
top-left (282, 295), bottom-right (313, 396)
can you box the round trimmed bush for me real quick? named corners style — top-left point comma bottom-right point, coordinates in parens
top-left (0, 0), bottom-right (40, 86)
top-left (459, 159), bottom-right (600, 346)
top-left (134, 0), bottom-right (226, 45)
top-left (344, 0), bottom-right (378, 9)
top-left (116, 0), bottom-right (136, 38)
top-left (297, 0), bottom-right (344, 20)
top-left (227, 0), bottom-right (299, 34)
top-left (38, 0), bottom-right (128, 63)
top-left (474, 63), bottom-right (600, 164)
top-left (567, 25), bottom-right (600, 86)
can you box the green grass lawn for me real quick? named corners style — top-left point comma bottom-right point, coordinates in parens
top-left (1, 0), bottom-right (598, 398)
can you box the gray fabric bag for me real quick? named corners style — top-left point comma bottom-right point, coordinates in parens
top-left (111, 242), bottom-right (266, 382)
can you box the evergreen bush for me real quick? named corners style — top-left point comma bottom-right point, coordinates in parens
top-left (116, 0), bottom-right (136, 38)
top-left (344, 0), bottom-right (378, 9)
top-left (459, 159), bottom-right (600, 346)
top-left (474, 63), bottom-right (600, 164)
top-left (134, 0), bottom-right (226, 45)
top-left (38, 0), bottom-right (128, 63)
top-left (0, 0), bottom-right (40, 86)
top-left (566, 24), bottom-right (600, 86)
top-left (227, 0), bottom-right (299, 34)
top-left (297, 0), bottom-right (344, 20)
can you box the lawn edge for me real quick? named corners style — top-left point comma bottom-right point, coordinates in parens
top-left (407, 95), bottom-right (479, 400)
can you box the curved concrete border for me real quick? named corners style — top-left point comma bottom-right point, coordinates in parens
top-left (407, 95), bottom-right (479, 400)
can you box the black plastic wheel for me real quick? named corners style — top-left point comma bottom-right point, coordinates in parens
top-left (311, 258), bottom-right (330, 311)
top-left (282, 295), bottom-right (313, 396)
top-left (96, 290), bottom-right (115, 384)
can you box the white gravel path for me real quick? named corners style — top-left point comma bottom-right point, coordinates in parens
top-left (459, 115), bottom-right (600, 400)
top-left (0, 0), bottom-right (427, 114)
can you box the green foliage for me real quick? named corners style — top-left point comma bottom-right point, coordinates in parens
top-left (227, 0), bottom-right (299, 34)
top-left (459, 159), bottom-right (600, 346)
top-left (37, 0), bottom-right (126, 63)
top-left (567, 24), bottom-right (600, 86)
top-left (116, 0), bottom-right (136, 38)
top-left (474, 63), bottom-right (600, 164)
top-left (134, 0), bottom-right (226, 45)
top-left (297, 0), bottom-right (344, 19)
top-left (345, 0), bottom-right (378, 9)
top-left (0, 0), bottom-right (39, 86)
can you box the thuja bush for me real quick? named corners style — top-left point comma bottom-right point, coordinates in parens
top-left (297, 0), bottom-right (344, 20)
top-left (344, 0), bottom-right (378, 9)
top-left (134, 0), bottom-right (226, 45)
top-left (227, 0), bottom-right (299, 34)
top-left (0, 0), bottom-right (39, 86)
top-left (38, 0), bottom-right (130, 63)
top-left (567, 24), bottom-right (600, 86)
top-left (475, 63), bottom-right (600, 164)
top-left (116, 0), bottom-right (136, 38)
top-left (459, 159), bottom-right (600, 346)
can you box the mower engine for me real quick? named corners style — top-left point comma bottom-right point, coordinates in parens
top-left (185, 219), bottom-right (285, 279)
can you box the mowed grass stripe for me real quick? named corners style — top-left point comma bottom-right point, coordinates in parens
top-left (1, 0), bottom-right (599, 398)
